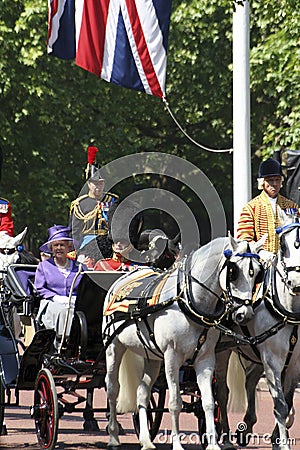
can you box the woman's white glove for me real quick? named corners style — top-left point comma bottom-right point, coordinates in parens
top-left (258, 249), bottom-right (275, 263)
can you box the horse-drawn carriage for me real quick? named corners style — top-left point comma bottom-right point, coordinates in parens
top-left (0, 261), bottom-right (219, 450)
top-left (0, 227), bottom-right (266, 450)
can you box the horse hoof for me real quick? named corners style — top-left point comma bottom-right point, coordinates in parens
top-left (105, 422), bottom-right (125, 435)
top-left (83, 418), bottom-right (99, 431)
top-left (118, 421), bottom-right (126, 435)
top-left (235, 430), bottom-right (250, 447)
top-left (222, 443), bottom-right (237, 450)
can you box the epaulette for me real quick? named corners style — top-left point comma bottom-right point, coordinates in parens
top-left (70, 194), bottom-right (89, 212)
top-left (102, 192), bottom-right (119, 202)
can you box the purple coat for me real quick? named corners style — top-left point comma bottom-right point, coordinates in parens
top-left (34, 257), bottom-right (82, 299)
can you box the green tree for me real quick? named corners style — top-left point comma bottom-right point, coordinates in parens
top-left (0, 0), bottom-right (299, 252)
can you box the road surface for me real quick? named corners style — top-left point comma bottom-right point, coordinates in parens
top-left (1, 381), bottom-right (299, 449)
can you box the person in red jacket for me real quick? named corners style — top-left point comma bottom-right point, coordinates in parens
top-left (93, 239), bottom-right (139, 271)
top-left (0, 197), bottom-right (14, 236)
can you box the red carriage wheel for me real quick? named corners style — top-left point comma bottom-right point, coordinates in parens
top-left (32, 368), bottom-right (59, 450)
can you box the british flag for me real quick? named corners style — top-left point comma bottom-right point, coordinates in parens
top-left (47, 0), bottom-right (172, 98)
top-left (47, 0), bottom-right (76, 60)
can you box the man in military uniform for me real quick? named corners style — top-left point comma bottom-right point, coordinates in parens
top-left (69, 171), bottom-right (118, 256)
top-left (237, 158), bottom-right (298, 255)
top-left (0, 197), bottom-right (14, 236)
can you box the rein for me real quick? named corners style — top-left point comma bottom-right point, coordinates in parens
top-left (178, 248), bottom-right (262, 328)
top-left (177, 255), bottom-right (228, 327)
top-left (101, 244), bottom-right (264, 362)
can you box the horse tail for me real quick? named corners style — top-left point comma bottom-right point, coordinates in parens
top-left (227, 352), bottom-right (247, 413)
top-left (117, 349), bottom-right (144, 414)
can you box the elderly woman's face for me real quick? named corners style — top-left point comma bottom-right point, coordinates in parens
top-left (50, 240), bottom-right (70, 257)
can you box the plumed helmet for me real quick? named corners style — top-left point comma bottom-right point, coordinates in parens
top-left (108, 199), bottom-right (144, 247)
top-left (258, 158), bottom-right (282, 178)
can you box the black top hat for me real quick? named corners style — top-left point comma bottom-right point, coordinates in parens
top-left (258, 158), bottom-right (282, 178)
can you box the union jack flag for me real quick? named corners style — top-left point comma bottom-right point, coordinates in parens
top-left (47, 0), bottom-right (76, 60)
top-left (47, 0), bottom-right (172, 98)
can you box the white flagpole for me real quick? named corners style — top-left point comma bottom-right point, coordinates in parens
top-left (233, 0), bottom-right (251, 236)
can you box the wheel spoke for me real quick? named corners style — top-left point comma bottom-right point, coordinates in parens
top-left (34, 369), bottom-right (58, 450)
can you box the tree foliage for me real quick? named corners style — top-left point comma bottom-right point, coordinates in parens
top-left (0, 0), bottom-right (299, 252)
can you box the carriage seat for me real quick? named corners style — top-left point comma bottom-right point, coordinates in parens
top-left (66, 271), bottom-right (126, 361)
top-left (5, 264), bottom-right (39, 315)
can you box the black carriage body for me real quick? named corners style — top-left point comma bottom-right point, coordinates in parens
top-left (0, 306), bottom-right (19, 387)
top-left (0, 264), bottom-right (39, 390)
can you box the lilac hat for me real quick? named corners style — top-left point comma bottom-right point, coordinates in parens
top-left (39, 225), bottom-right (73, 253)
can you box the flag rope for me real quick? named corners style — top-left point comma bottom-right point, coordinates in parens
top-left (162, 97), bottom-right (233, 154)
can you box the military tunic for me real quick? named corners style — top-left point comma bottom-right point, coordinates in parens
top-left (69, 192), bottom-right (118, 247)
top-left (237, 190), bottom-right (298, 253)
top-left (93, 254), bottom-right (142, 271)
top-left (0, 197), bottom-right (14, 236)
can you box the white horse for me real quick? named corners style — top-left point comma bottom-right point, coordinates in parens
top-left (102, 234), bottom-right (265, 450)
top-left (0, 228), bottom-right (35, 339)
top-left (0, 228), bottom-right (28, 273)
top-left (215, 216), bottom-right (300, 450)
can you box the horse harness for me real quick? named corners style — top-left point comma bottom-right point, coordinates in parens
top-left (102, 248), bottom-right (263, 363)
top-left (226, 222), bottom-right (300, 369)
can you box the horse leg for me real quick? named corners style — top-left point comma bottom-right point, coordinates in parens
top-left (236, 361), bottom-right (264, 446)
top-left (195, 355), bottom-right (221, 450)
top-left (164, 351), bottom-right (185, 450)
top-left (271, 359), bottom-right (300, 445)
top-left (263, 363), bottom-right (290, 450)
top-left (106, 342), bottom-right (125, 448)
top-left (83, 388), bottom-right (99, 431)
top-left (214, 349), bottom-right (235, 449)
top-left (137, 359), bottom-right (161, 450)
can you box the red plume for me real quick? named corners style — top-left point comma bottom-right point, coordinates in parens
top-left (87, 146), bottom-right (99, 165)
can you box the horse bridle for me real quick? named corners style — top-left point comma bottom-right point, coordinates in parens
top-left (179, 247), bottom-right (263, 326)
top-left (275, 222), bottom-right (300, 291)
top-left (220, 245), bottom-right (264, 309)
top-left (0, 248), bottom-right (16, 255)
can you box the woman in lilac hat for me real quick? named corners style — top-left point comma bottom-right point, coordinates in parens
top-left (35, 225), bottom-right (83, 350)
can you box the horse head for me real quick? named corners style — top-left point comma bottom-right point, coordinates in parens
top-left (0, 227), bottom-right (28, 273)
top-left (219, 233), bottom-right (266, 325)
top-left (276, 215), bottom-right (300, 296)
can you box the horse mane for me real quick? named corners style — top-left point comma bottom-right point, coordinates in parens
top-left (17, 250), bottom-right (40, 265)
